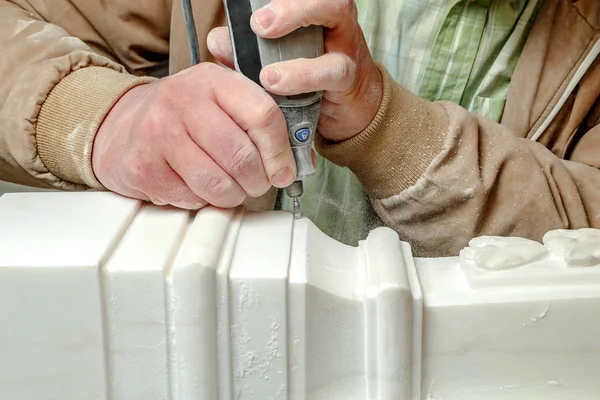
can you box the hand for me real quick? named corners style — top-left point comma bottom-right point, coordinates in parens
top-left (207, 0), bottom-right (383, 142)
top-left (92, 63), bottom-right (296, 209)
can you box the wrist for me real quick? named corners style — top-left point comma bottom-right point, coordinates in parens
top-left (92, 84), bottom-right (150, 185)
top-left (316, 63), bottom-right (448, 199)
top-left (353, 61), bottom-right (384, 135)
top-left (37, 67), bottom-right (156, 189)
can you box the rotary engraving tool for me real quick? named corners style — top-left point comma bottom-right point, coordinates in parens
top-left (224, 0), bottom-right (324, 219)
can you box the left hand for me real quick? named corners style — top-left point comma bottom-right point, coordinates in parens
top-left (207, 0), bottom-right (383, 142)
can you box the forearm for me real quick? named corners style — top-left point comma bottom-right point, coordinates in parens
top-left (317, 65), bottom-right (600, 257)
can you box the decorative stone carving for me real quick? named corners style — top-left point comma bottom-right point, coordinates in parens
top-left (459, 228), bottom-right (600, 289)
top-left (543, 229), bottom-right (600, 267)
top-left (462, 236), bottom-right (549, 271)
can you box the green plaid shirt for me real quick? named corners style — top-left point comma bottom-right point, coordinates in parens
top-left (282, 0), bottom-right (541, 245)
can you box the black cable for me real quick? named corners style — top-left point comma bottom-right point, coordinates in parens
top-left (182, 0), bottom-right (201, 65)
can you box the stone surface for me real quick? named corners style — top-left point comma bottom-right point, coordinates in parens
top-left (0, 192), bottom-right (139, 400)
top-left (418, 255), bottom-right (600, 400)
top-left (102, 205), bottom-right (189, 399)
top-left (1, 192), bottom-right (600, 399)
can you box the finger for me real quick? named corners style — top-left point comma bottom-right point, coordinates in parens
top-left (126, 158), bottom-right (208, 210)
top-left (260, 52), bottom-right (356, 95)
top-left (211, 67), bottom-right (296, 188)
top-left (311, 148), bottom-right (318, 168)
top-left (165, 132), bottom-right (247, 208)
top-left (250, 0), bottom-right (357, 38)
top-left (316, 112), bottom-right (343, 139)
top-left (148, 170), bottom-right (209, 210)
top-left (319, 97), bottom-right (349, 121)
top-left (185, 105), bottom-right (271, 198)
top-left (207, 26), bottom-right (235, 69)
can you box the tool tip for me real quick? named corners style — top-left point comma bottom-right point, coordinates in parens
top-left (292, 197), bottom-right (301, 219)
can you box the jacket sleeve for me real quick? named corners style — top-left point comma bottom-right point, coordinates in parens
top-left (0, 1), bottom-right (156, 190)
top-left (316, 65), bottom-right (600, 257)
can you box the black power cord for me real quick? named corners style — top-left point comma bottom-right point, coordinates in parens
top-left (182, 0), bottom-right (201, 65)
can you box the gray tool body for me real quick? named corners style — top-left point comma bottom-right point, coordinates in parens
top-left (224, 0), bottom-right (324, 218)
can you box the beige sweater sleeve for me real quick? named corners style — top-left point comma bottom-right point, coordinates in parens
top-left (317, 65), bottom-right (600, 257)
top-left (0, 1), bottom-right (156, 190)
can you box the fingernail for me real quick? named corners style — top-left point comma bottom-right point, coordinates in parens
top-left (264, 67), bottom-right (281, 86)
top-left (271, 167), bottom-right (294, 187)
top-left (253, 7), bottom-right (276, 32)
top-left (206, 32), bottom-right (219, 53)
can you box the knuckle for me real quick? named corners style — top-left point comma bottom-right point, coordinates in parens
top-left (137, 111), bottom-right (166, 143)
top-left (196, 61), bottom-right (220, 74)
top-left (155, 80), bottom-right (181, 108)
top-left (264, 147), bottom-right (290, 169)
top-left (204, 175), bottom-right (242, 204)
top-left (229, 142), bottom-right (259, 177)
top-left (177, 62), bottom-right (219, 81)
top-left (127, 158), bottom-right (155, 187)
top-left (204, 175), bottom-right (227, 198)
top-left (338, 55), bottom-right (357, 88)
top-left (197, 63), bottom-right (225, 89)
top-left (298, 67), bottom-right (315, 87)
top-left (254, 98), bottom-right (283, 129)
top-left (317, 54), bottom-right (357, 91)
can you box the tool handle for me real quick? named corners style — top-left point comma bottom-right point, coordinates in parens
top-left (224, 0), bottom-right (324, 181)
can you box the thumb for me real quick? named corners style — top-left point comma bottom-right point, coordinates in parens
top-left (207, 27), bottom-right (235, 69)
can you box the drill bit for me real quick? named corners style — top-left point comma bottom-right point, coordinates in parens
top-left (286, 181), bottom-right (304, 220)
top-left (292, 197), bottom-right (301, 219)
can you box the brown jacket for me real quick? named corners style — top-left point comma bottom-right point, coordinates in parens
top-left (0, 0), bottom-right (599, 256)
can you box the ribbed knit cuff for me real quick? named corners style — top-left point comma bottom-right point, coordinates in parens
top-left (316, 64), bottom-right (449, 199)
top-left (36, 67), bottom-right (156, 189)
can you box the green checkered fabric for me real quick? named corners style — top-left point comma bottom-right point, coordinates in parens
top-left (282, 0), bottom-right (541, 245)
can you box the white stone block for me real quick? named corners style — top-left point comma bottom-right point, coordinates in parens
top-left (0, 192), bottom-right (139, 400)
top-left (228, 211), bottom-right (293, 399)
top-left (102, 205), bottom-right (189, 399)
top-left (418, 231), bottom-right (600, 399)
top-left (166, 206), bottom-right (237, 399)
top-left (1, 192), bottom-right (600, 400)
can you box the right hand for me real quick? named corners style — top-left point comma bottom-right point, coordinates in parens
top-left (92, 63), bottom-right (296, 209)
